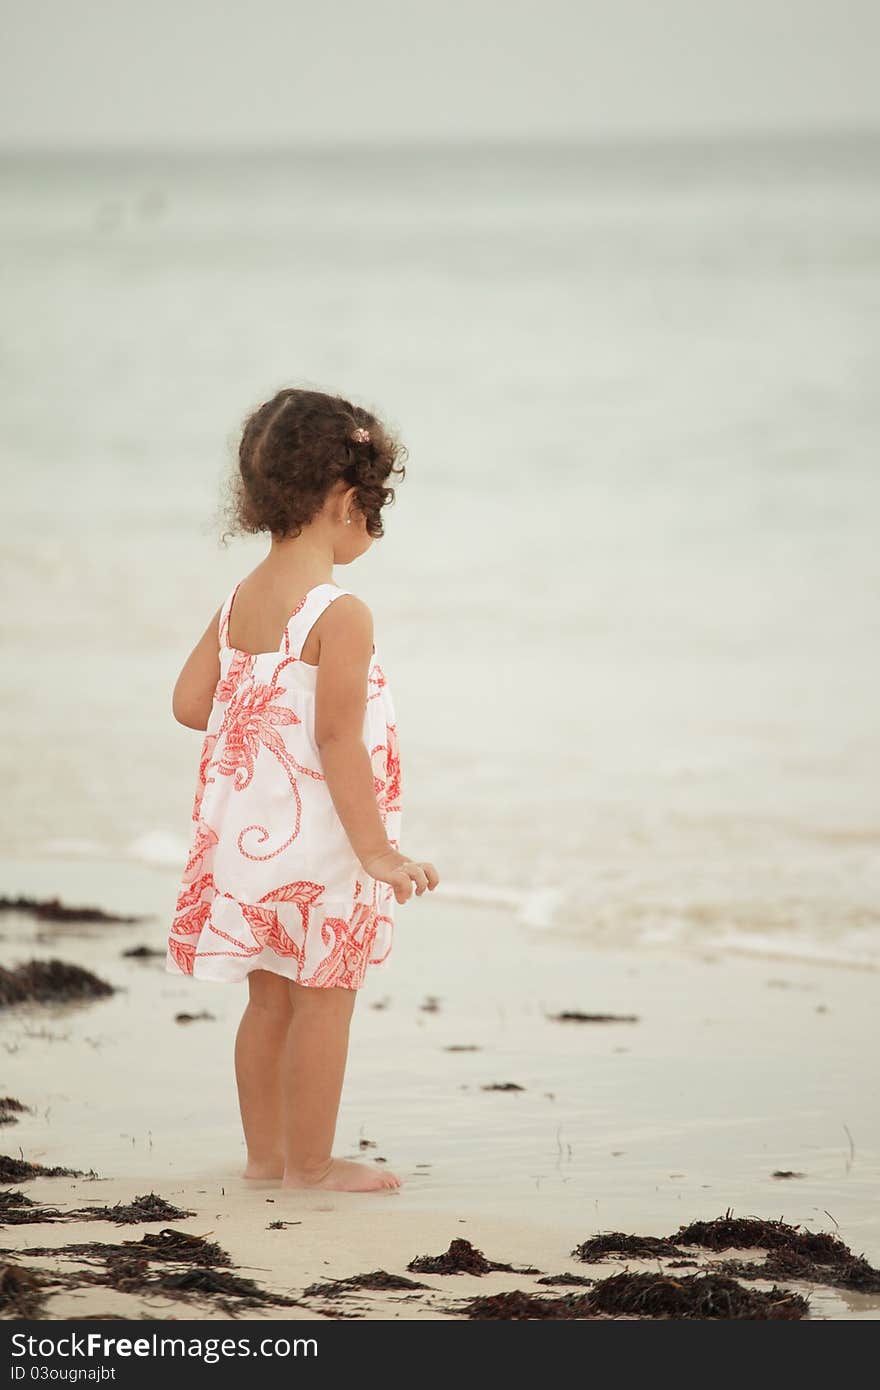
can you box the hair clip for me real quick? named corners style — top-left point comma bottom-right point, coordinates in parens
top-left (352, 427), bottom-right (371, 444)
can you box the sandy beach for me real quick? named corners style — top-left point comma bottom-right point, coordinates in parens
top-left (1, 853), bottom-right (878, 1320)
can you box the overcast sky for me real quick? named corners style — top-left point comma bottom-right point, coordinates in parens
top-left (4, 0), bottom-right (880, 149)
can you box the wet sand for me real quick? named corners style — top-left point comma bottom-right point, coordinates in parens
top-left (1, 855), bottom-right (878, 1320)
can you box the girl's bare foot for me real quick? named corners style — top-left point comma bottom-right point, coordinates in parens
top-left (242, 1155), bottom-right (285, 1180)
top-left (282, 1158), bottom-right (401, 1192)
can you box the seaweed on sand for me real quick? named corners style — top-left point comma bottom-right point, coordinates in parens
top-left (0, 1189), bottom-right (63, 1225)
top-left (673, 1212), bottom-right (806, 1250)
top-left (717, 1248), bottom-right (880, 1295)
top-left (667, 1209), bottom-right (880, 1295)
top-left (586, 1270), bottom-right (808, 1320)
top-left (2, 1227), bottom-right (304, 1314)
top-left (0, 1190), bottom-right (192, 1228)
top-left (536, 1273), bottom-right (595, 1287)
top-left (674, 1213), bottom-right (880, 1295)
top-left (84, 1245), bottom-right (302, 1310)
top-left (573, 1232), bottom-right (686, 1262)
top-left (0, 960), bottom-right (115, 1008)
top-left (408, 1238), bottom-right (539, 1276)
top-left (0, 895), bottom-right (147, 925)
top-left (130, 1228), bottom-right (230, 1266)
top-left (460, 1290), bottom-right (595, 1319)
top-left (0, 1155), bottom-right (88, 1181)
top-left (458, 1271), bottom-right (808, 1321)
top-left (0, 1098), bottom-right (28, 1126)
top-left (66, 1193), bottom-right (196, 1225)
top-left (0, 1261), bottom-right (52, 1318)
top-left (155, 1266), bottom-right (300, 1305)
top-left (571, 1209), bottom-right (880, 1295)
top-left (547, 1011), bottom-right (639, 1024)
top-left (304, 1270), bottom-right (431, 1297)
top-left (0, 1229), bottom-right (228, 1268)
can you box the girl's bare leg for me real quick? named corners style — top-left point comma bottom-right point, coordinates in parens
top-left (281, 981), bottom-right (400, 1192)
top-left (234, 969), bottom-right (292, 1179)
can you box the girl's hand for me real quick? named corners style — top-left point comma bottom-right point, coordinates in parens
top-left (361, 848), bottom-right (440, 904)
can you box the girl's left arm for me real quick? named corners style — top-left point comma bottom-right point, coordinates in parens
top-left (172, 606), bottom-right (222, 730)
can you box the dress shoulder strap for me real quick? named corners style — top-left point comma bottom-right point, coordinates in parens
top-left (283, 584), bottom-right (352, 659)
top-left (218, 580), bottom-right (243, 649)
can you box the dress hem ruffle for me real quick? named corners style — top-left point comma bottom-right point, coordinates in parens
top-left (166, 888), bottom-right (394, 990)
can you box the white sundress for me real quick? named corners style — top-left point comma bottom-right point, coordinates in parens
top-left (165, 580), bottom-right (402, 989)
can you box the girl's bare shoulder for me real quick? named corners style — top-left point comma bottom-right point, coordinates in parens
top-left (321, 589), bottom-right (372, 642)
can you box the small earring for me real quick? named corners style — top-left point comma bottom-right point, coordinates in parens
top-left (345, 516), bottom-right (352, 525)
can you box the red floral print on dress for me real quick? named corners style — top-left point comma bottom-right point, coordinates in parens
top-left (367, 662), bottom-right (387, 702)
top-left (213, 675), bottom-right (300, 793)
top-left (193, 734), bottom-right (218, 820)
top-left (258, 879), bottom-right (325, 933)
top-left (182, 821), bottom-right (218, 884)
top-left (204, 659), bottom-right (332, 862)
top-left (241, 904), bottom-right (304, 960)
top-left (168, 937), bottom-right (196, 975)
top-left (239, 879), bottom-right (325, 960)
top-left (215, 649), bottom-right (255, 704)
top-left (304, 900), bottom-right (390, 989)
top-left (371, 722), bottom-right (401, 816)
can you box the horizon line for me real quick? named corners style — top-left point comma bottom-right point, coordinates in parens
top-left (1, 122), bottom-right (879, 159)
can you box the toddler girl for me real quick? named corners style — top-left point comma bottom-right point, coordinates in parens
top-left (166, 387), bottom-right (438, 1192)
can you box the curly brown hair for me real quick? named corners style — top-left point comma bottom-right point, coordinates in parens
top-left (219, 387), bottom-right (407, 544)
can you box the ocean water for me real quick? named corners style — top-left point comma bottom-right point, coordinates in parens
top-left (1, 135), bottom-right (878, 966)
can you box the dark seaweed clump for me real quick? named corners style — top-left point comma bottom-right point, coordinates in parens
top-left (536, 1273), bottom-right (595, 1287)
top-left (586, 1271), bottom-right (808, 1320)
top-left (68, 1193), bottom-right (196, 1226)
top-left (0, 1189), bottom-right (63, 1226)
top-left (408, 1238), bottom-right (538, 1277)
top-left (0, 1261), bottom-right (52, 1318)
top-left (156, 1266), bottom-right (295, 1303)
top-left (0, 1155), bottom-right (88, 1182)
top-left (674, 1213), bottom-right (880, 1290)
top-left (304, 1270), bottom-right (430, 1298)
top-left (718, 1247), bottom-right (880, 1295)
top-left (548, 1011), bottom-right (639, 1023)
top-left (0, 960), bottom-right (115, 1008)
top-left (572, 1210), bottom-right (880, 1296)
top-left (574, 1232), bottom-right (686, 1261)
top-left (1, 1228), bottom-right (303, 1315)
top-left (0, 1229), bottom-right (228, 1269)
top-left (0, 1098), bottom-right (28, 1126)
top-left (128, 1229), bottom-right (231, 1266)
top-left (116, 1243), bottom-right (300, 1310)
top-left (460, 1271), bottom-right (808, 1320)
top-left (134, 1229), bottom-right (229, 1264)
top-left (674, 1213), bottom-right (805, 1250)
top-left (462, 1289), bottom-right (595, 1320)
top-left (0, 894), bottom-right (147, 924)
top-left (0, 1186), bottom-right (192, 1229)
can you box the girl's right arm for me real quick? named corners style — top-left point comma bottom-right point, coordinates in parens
top-left (172, 606), bottom-right (223, 731)
top-left (314, 595), bottom-right (438, 905)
